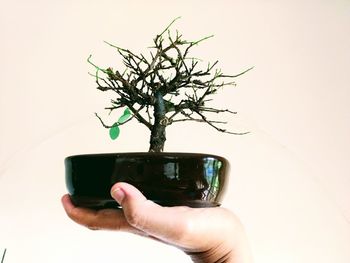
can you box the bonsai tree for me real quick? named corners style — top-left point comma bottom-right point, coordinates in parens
top-left (88, 18), bottom-right (251, 152)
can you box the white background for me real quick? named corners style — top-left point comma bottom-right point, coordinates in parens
top-left (1, 0), bottom-right (350, 262)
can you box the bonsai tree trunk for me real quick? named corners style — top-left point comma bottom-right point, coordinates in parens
top-left (149, 91), bottom-right (167, 152)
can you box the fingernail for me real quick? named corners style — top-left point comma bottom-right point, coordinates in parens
top-left (111, 187), bottom-right (125, 204)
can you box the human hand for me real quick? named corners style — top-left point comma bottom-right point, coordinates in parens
top-left (62, 183), bottom-right (252, 263)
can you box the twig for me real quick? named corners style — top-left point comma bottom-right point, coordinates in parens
top-left (221, 66), bottom-right (254, 78)
top-left (158, 16), bottom-right (182, 38)
top-left (95, 112), bottom-right (133, 128)
top-left (87, 55), bottom-right (107, 73)
top-left (195, 110), bottom-right (249, 135)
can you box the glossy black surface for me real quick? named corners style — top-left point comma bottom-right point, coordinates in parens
top-left (65, 152), bottom-right (229, 209)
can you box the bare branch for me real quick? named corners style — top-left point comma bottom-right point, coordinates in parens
top-left (158, 16), bottom-right (182, 38)
top-left (87, 55), bottom-right (107, 73)
top-left (95, 112), bottom-right (133, 128)
top-left (125, 104), bottom-right (152, 130)
top-left (221, 66), bottom-right (254, 78)
top-left (195, 110), bottom-right (249, 135)
top-left (171, 118), bottom-right (227, 124)
top-left (198, 107), bottom-right (237, 114)
top-left (185, 34), bottom-right (214, 46)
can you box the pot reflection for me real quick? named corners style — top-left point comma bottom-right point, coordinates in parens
top-left (65, 153), bottom-right (229, 209)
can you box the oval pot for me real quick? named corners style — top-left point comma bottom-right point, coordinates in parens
top-left (65, 152), bottom-right (229, 209)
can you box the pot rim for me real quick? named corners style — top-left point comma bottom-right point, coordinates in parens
top-left (65, 152), bottom-right (229, 162)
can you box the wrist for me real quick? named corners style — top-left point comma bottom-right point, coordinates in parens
top-left (187, 247), bottom-right (234, 263)
top-left (186, 232), bottom-right (253, 263)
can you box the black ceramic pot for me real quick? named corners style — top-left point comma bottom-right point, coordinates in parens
top-left (65, 152), bottom-right (229, 209)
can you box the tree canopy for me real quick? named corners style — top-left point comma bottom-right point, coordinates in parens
top-left (89, 18), bottom-right (251, 152)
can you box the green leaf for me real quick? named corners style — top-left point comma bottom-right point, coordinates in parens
top-left (118, 108), bottom-right (132, 124)
top-left (109, 124), bottom-right (120, 140)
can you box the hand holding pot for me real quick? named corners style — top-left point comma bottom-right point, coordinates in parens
top-left (62, 183), bottom-right (252, 263)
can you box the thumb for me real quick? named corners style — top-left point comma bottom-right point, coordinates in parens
top-left (110, 182), bottom-right (190, 245)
